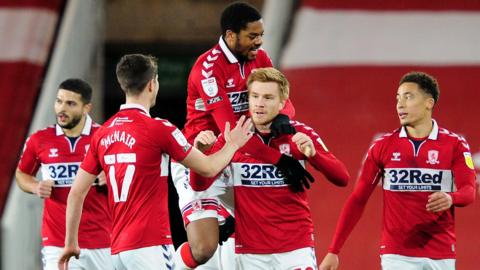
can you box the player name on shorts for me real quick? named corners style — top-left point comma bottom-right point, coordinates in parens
top-left (232, 163), bottom-right (287, 187)
top-left (383, 168), bottom-right (453, 192)
top-left (100, 130), bottom-right (136, 149)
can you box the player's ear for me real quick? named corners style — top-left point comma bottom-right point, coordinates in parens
top-left (425, 96), bottom-right (435, 111)
top-left (83, 102), bottom-right (92, 114)
top-left (225, 30), bottom-right (236, 46)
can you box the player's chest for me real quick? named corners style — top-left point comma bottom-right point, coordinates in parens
top-left (382, 140), bottom-right (453, 169)
top-left (38, 136), bottom-right (90, 163)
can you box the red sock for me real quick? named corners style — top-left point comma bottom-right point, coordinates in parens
top-left (180, 242), bottom-right (199, 268)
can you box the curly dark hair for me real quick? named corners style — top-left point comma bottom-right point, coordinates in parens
top-left (399, 71), bottom-right (440, 103)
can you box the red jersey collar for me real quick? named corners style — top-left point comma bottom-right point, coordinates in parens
top-left (399, 119), bottom-right (439, 140)
top-left (219, 36), bottom-right (239, 64)
top-left (55, 114), bottom-right (93, 136)
top-left (120, 103), bottom-right (150, 117)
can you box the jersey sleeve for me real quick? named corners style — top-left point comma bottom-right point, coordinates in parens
top-left (154, 119), bottom-right (193, 162)
top-left (189, 135), bottom-right (226, 191)
top-left (328, 141), bottom-right (383, 254)
top-left (191, 61), bottom-right (230, 113)
top-left (297, 124), bottom-right (349, 186)
top-left (17, 135), bottom-right (41, 175)
top-left (450, 137), bottom-right (476, 206)
top-left (80, 134), bottom-right (103, 175)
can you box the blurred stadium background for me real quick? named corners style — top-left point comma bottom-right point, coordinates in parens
top-left (0, 0), bottom-right (479, 269)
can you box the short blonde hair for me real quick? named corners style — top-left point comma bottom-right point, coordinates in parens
top-left (247, 67), bottom-right (289, 100)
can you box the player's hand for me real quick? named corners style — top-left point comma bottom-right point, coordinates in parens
top-left (292, 132), bottom-right (316, 158)
top-left (426, 192), bottom-right (452, 212)
top-left (57, 245), bottom-right (80, 270)
top-left (97, 171), bottom-right (107, 186)
top-left (224, 115), bottom-right (253, 150)
top-left (194, 130), bottom-right (217, 153)
top-left (34, 180), bottom-right (54, 198)
top-left (275, 154), bottom-right (314, 192)
top-left (270, 114), bottom-right (296, 138)
top-left (218, 215), bottom-right (235, 245)
top-left (320, 253), bottom-right (339, 270)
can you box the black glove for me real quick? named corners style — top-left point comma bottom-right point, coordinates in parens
top-left (218, 215), bottom-right (235, 245)
top-left (276, 154), bottom-right (315, 192)
top-left (270, 114), bottom-right (296, 138)
top-left (94, 178), bottom-right (108, 195)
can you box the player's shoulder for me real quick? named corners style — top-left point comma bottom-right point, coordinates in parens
top-left (369, 128), bottom-right (400, 150)
top-left (256, 48), bottom-right (272, 65)
top-left (437, 126), bottom-right (470, 149)
top-left (290, 120), bottom-right (316, 133)
top-left (31, 125), bottom-right (56, 139)
top-left (192, 44), bottom-right (225, 74)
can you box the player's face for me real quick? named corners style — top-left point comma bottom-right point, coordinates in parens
top-left (233, 20), bottom-right (264, 61)
top-left (54, 89), bottom-right (88, 130)
top-left (396, 82), bottom-right (434, 127)
top-left (249, 81), bottom-right (285, 128)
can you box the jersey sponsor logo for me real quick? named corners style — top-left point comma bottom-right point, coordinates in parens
top-left (207, 96), bottom-right (223, 105)
top-left (426, 150), bottom-right (440, 165)
top-left (464, 152), bottom-right (475, 170)
top-left (108, 117), bottom-right (133, 127)
top-left (383, 168), bottom-right (453, 192)
top-left (227, 90), bottom-right (248, 113)
top-left (201, 77), bottom-right (218, 97)
top-left (232, 163), bottom-right (286, 187)
top-left (391, 152), bottom-right (401, 161)
top-left (41, 162), bottom-right (80, 187)
top-left (48, 148), bottom-right (58, 158)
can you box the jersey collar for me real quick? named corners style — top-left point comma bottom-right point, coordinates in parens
top-left (120, 103), bottom-right (151, 117)
top-left (399, 119), bottom-right (439, 140)
top-left (219, 36), bottom-right (239, 64)
top-left (55, 114), bottom-right (93, 136)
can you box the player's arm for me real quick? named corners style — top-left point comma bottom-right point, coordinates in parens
top-left (15, 168), bottom-right (54, 198)
top-left (293, 131), bottom-right (349, 187)
top-left (180, 116), bottom-right (252, 178)
top-left (320, 146), bottom-right (382, 270)
top-left (426, 139), bottom-right (476, 212)
top-left (15, 136), bottom-right (54, 198)
top-left (58, 168), bottom-right (97, 270)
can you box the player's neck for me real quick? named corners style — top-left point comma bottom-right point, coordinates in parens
top-left (405, 117), bottom-right (433, 139)
top-left (125, 96), bottom-right (151, 114)
top-left (63, 117), bottom-right (86, 137)
top-left (255, 123), bottom-right (272, 134)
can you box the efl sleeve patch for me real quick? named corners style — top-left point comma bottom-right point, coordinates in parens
top-left (171, 129), bottom-right (189, 147)
top-left (463, 152), bottom-right (475, 170)
top-left (201, 77), bottom-right (218, 97)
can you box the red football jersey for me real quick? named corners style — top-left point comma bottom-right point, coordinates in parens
top-left (183, 37), bottom-right (274, 143)
top-left (329, 120), bottom-right (476, 259)
top-left (17, 116), bottom-right (111, 249)
top-left (81, 104), bottom-right (192, 254)
top-left (205, 121), bottom-right (349, 254)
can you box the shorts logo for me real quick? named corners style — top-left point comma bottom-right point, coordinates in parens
top-left (49, 148), bottom-right (58, 158)
top-left (201, 77), bottom-right (218, 97)
top-left (191, 200), bottom-right (203, 212)
top-left (391, 152), bottom-right (401, 161)
top-left (426, 150), bottom-right (439, 165)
